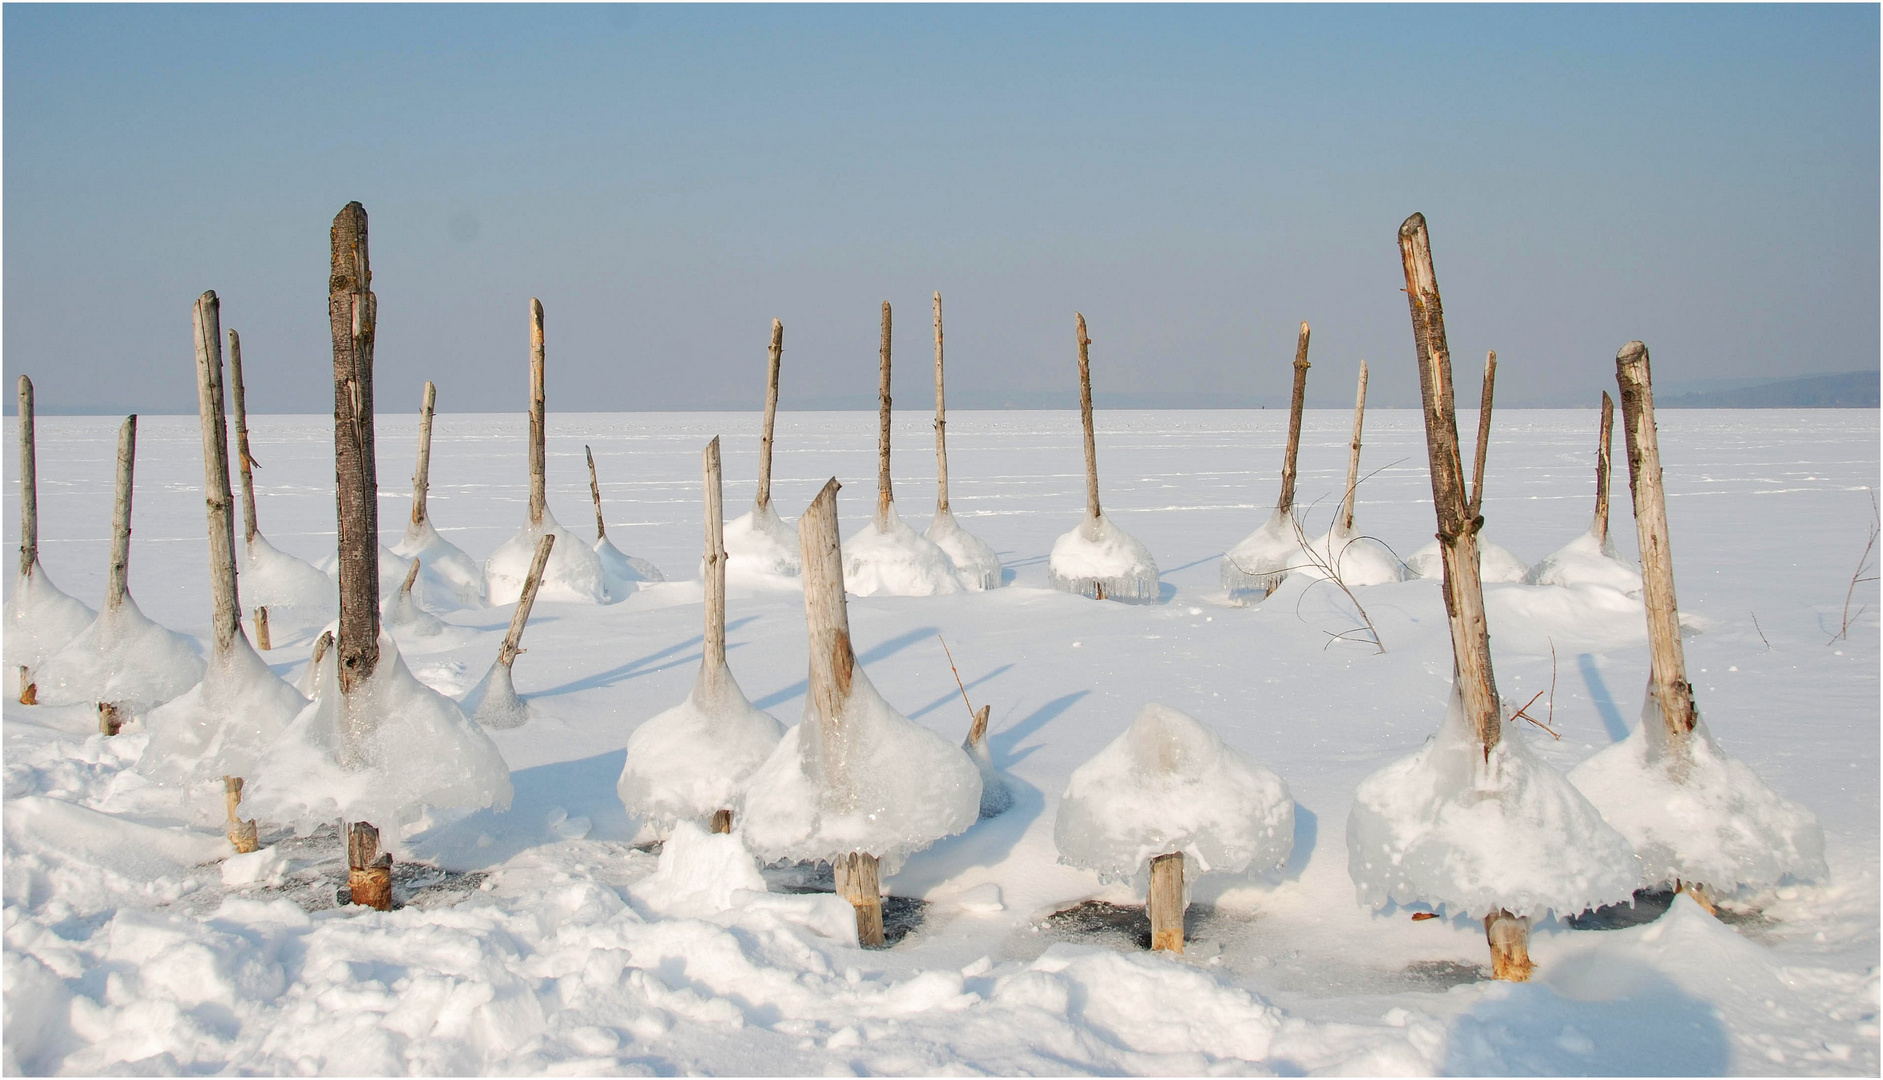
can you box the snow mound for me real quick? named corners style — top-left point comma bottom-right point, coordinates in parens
top-left (460, 661), bottom-right (530, 729)
top-left (926, 508), bottom-right (1002, 591)
top-left (139, 636), bottom-right (306, 782)
top-left (1569, 692), bottom-right (1826, 891)
top-left (4, 794), bottom-right (228, 906)
top-left (1050, 513), bottom-right (1160, 601)
top-left (965, 725), bottom-right (1015, 819)
top-left (316, 543), bottom-right (415, 601)
top-left (240, 534), bottom-right (336, 629)
top-left (1055, 703), bottom-right (1294, 886)
top-left (1222, 509), bottom-right (1304, 598)
top-left (843, 502), bottom-right (964, 597)
top-left (1347, 687), bottom-right (1639, 919)
top-left (4, 564), bottom-right (96, 674)
top-left (597, 535), bottom-right (665, 595)
top-left (1525, 528), bottom-right (1644, 594)
top-left (619, 665), bottom-right (785, 829)
top-left (741, 671), bottom-right (981, 875)
top-left (628, 819), bottom-right (770, 917)
top-left (382, 581), bottom-right (448, 641)
top-left (36, 597), bottom-right (204, 711)
top-left (249, 632), bottom-right (513, 829)
top-left (392, 518), bottom-right (487, 607)
top-left (1483, 581), bottom-right (1645, 656)
top-left (1298, 523), bottom-right (1404, 587)
top-left (1406, 538), bottom-right (1529, 583)
top-left (485, 509), bottom-right (607, 605)
top-left (723, 502), bottom-right (801, 580)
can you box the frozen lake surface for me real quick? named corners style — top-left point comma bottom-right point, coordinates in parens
top-left (5, 407), bottom-right (1877, 1074)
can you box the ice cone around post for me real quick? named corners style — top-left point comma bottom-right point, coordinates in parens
top-left (1524, 391), bottom-right (1640, 593)
top-left (464, 534), bottom-right (553, 729)
top-left (585, 445), bottom-right (665, 592)
top-left (1409, 353), bottom-right (1530, 584)
top-left (1301, 360), bottom-right (1402, 586)
top-left (392, 381), bottom-right (484, 607)
top-left (1223, 322), bottom-right (1312, 600)
top-left (7, 375), bottom-right (95, 701)
top-left (925, 292), bottom-right (1000, 590)
top-left (1049, 314), bottom-right (1159, 601)
top-left (724, 319), bottom-right (800, 580)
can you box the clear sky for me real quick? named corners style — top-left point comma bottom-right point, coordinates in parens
top-left (5, 4), bottom-right (1876, 414)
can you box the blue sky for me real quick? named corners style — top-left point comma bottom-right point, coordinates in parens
top-left (5, 4), bottom-right (1876, 413)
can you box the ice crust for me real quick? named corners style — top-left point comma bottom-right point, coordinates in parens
top-left (139, 636), bottom-right (306, 783)
top-left (485, 509), bottom-right (608, 605)
top-left (1050, 513), bottom-right (1160, 601)
top-left (1222, 509), bottom-right (1304, 597)
top-left (36, 597), bottom-right (205, 711)
top-left (392, 518), bottom-right (487, 607)
top-left (741, 671), bottom-right (980, 875)
top-left (843, 502), bottom-right (964, 597)
top-left (4, 565), bottom-right (95, 675)
top-left (926, 508), bottom-right (1002, 591)
top-left (1524, 528), bottom-right (1644, 594)
top-left (1055, 703), bottom-right (1294, 886)
top-left (248, 633), bottom-right (512, 829)
top-left (723, 502), bottom-right (801, 581)
top-left (618, 664), bottom-right (784, 830)
top-left (1297, 522), bottom-right (1405, 587)
top-left (1347, 687), bottom-right (1640, 919)
top-left (1569, 692), bottom-right (1826, 891)
top-left (1405, 538), bottom-right (1530, 583)
top-left (596, 535), bottom-right (665, 596)
top-left (460, 661), bottom-right (530, 729)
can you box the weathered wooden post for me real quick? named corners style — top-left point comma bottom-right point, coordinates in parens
top-left (347, 821), bottom-right (392, 910)
top-left (411, 381), bottom-right (436, 529)
top-left (98, 701), bottom-right (125, 736)
top-left (586, 446), bottom-right (605, 539)
top-left (224, 776), bottom-right (259, 854)
top-left (528, 298), bottom-right (548, 528)
top-left (1277, 321), bottom-right (1312, 548)
top-left (1398, 212), bottom-right (1530, 981)
top-left (1340, 360), bottom-right (1370, 532)
top-left (106, 415), bottom-right (137, 614)
top-left (496, 534), bottom-right (555, 673)
top-left (192, 293), bottom-right (245, 666)
top-left (1076, 314), bottom-right (1101, 526)
top-left (700, 436), bottom-right (735, 833)
top-left (1469, 352), bottom-right (1498, 520)
top-left (875, 301), bottom-right (894, 523)
top-left (758, 319), bottom-right (782, 512)
top-left (932, 293), bottom-right (950, 517)
top-left (17, 376), bottom-right (38, 703)
top-left (228, 329), bottom-right (261, 547)
top-left (1592, 391), bottom-right (1615, 543)
top-left (1148, 852), bottom-right (1185, 952)
top-left (799, 477), bottom-right (885, 945)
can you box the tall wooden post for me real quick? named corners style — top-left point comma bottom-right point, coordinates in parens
top-left (17, 376), bottom-right (36, 580)
top-left (1399, 212), bottom-right (1525, 980)
top-left (1615, 342), bottom-right (1695, 750)
top-left (106, 416), bottom-right (136, 613)
top-left (1277, 322), bottom-right (1312, 516)
top-left (586, 446), bottom-right (605, 539)
top-left (496, 534), bottom-right (555, 671)
top-left (702, 438), bottom-right (727, 675)
top-left (1592, 391), bottom-right (1615, 543)
top-left (228, 329), bottom-right (261, 546)
top-left (329, 202), bottom-right (381, 710)
top-left (1469, 352), bottom-right (1497, 519)
top-left (528, 298), bottom-right (547, 527)
top-left (932, 292), bottom-right (950, 515)
top-left (758, 319), bottom-right (782, 511)
top-left (411, 381), bottom-right (436, 528)
top-left (1076, 314), bottom-right (1101, 521)
top-left (1340, 361), bottom-right (1369, 531)
top-left (193, 293), bottom-right (243, 660)
top-left (876, 302), bottom-right (894, 523)
top-left (799, 478), bottom-right (885, 946)
top-left (1148, 852), bottom-right (1185, 952)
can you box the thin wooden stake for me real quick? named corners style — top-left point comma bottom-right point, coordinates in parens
top-left (399, 557), bottom-right (421, 598)
top-left (254, 607), bottom-right (271, 651)
top-left (228, 328), bottom-right (261, 546)
top-left (1148, 852), bottom-right (1185, 952)
top-left (1592, 391), bottom-right (1615, 543)
top-left (586, 445), bottom-right (605, 540)
top-left (193, 293), bottom-right (243, 660)
top-left (758, 319), bottom-right (783, 511)
top-left (1278, 321), bottom-right (1311, 515)
top-left (933, 292), bottom-right (950, 515)
top-left (224, 775), bottom-right (259, 854)
top-left (346, 821), bottom-right (392, 910)
top-left (1340, 360), bottom-right (1369, 531)
top-left (411, 381), bottom-right (436, 528)
top-left (1468, 351), bottom-right (1497, 519)
top-left (329, 202), bottom-right (381, 714)
top-left (106, 416), bottom-right (136, 613)
top-left (98, 701), bottom-right (124, 736)
top-left (497, 534), bottom-right (555, 670)
top-left (1615, 341), bottom-right (1696, 749)
top-left (528, 298), bottom-right (548, 527)
top-left (702, 438), bottom-right (727, 674)
top-left (17, 375), bottom-right (35, 579)
top-left (1076, 314), bottom-right (1101, 520)
top-left (876, 301), bottom-right (894, 523)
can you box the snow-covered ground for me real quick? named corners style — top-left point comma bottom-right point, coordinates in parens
top-left (5, 407), bottom-right (1876, 1075)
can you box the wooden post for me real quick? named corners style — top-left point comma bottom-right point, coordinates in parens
top-left (1615, 341), bottom-right (1695, 750)
top-left (1469, 352), bottom-right (1498, 519)
top-left (228, 329), bottom-right (261, 546)
top-left (310, 630), bottom-right (333, 670)
top-left (799, 478), bottom-right (885, 946)
top-left (528, 298), bottom-right (547, 527)
top-left (97, 701), bottom-right (124, 736)
top-left (1400, 212), bottom-right (1523, 979)
top-left (968, 703), bottom-right (991, 747)
top-left (497, 534), bottom-right (555, 670)
top-left (19, 667), bottom-right (36, 707)
top-left (932, 292), bottom-right (950, 515)
top-left (330, 202), bottom-right (381, 715)
top-left (1148, 852), bottom-right (1185, 952)
top-left (254, 607), bottom-right (271, 651)
top-left (18, 376), bottom-right (37, 579)
top-left (1075, 314), bottom-right (1101, 521)
top-left (1592, 391), bottom-right (1615, 543)
top-left (411, 381), bottom-right (435, 528)
top-left (702, 438), bottom-right (727, 674)
top-left (586, 445), bottom-right (605, 539)
top-left (876, 301), bottom-right (894, 523)
top-left (224, 775), bottom-right (259, 854)
top-left (758, 319), bottom-right (783, 511)
top-left (1484, 911), bottom-right (1534, 980)
top-left (106, 415), bottom-right (136, 613)
top-left (399, 558), bottom-right (421, 598)
top-left (1277, 321), bottom-right (1311, 516)
top-left (193, 293), bottom-right (243, 660)
top-left (1340, 360), bottom-right (1369, 531)
top-left (346, 821), bottom-right (393, 910)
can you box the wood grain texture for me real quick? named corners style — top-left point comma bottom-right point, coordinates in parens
top-left (329, 202), bottom-right (381, 700)
top-left (193, 293), bottom-right (243, 658)
top-left (1616, 341), bottom-right (1696, 746)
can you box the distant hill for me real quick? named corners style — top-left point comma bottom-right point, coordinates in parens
top-left (1658, 371), bottom-right (1878, 408)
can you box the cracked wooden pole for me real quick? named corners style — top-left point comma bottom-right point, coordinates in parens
top-left (1148, 852), bottom-right (1185, 952)
top-left (800, 478), bottom-right (885, 946)
top-left (98, 702), bottom-right (124, 736)
top-left (497, 534), bottom-right (555, 671)
top-left (411, 381), bottom-right (436, 528)
top-left (106, 415), bottom-right (137, 614)
top-left (346, 820), bottom-right (392, 910)
top-left (224, 776), bottom-right (259, 853)
top-left (586, 446), bottom-right (605, 539)
top-left (228, 329), bottom-right (261, 546)
top-left (1340, 360), bottom-right (1369, 532)
top-left (1616, 342), bottom-right (1695, 753)
top-left (758, 319), bottom-right (783, 511)
top-left (933, 292), bottom-right (950, 515)
top-left (1469, 352), bottom-right (1497, 519)
top-left (193, 293), bottom-right (244, 663)
top-left (528, 298), bottom-right (548, 527)
top-left (1076, 314), bottom-right (1101, 521)
top-left (1399, 212), bottom-right (1526, 980)
top-left (18, 377), bottom-right (38, 703)
top-left (1277, 321), bottom-right (1312, 518)
top-left (875, 302), bottom-right (894, 524)
top-left (701, 437), bottom-right (735, 832)
top-left (330, 202), bottom-right (381, 765)
top-left (1592, 391), bottom-right (1615, 543)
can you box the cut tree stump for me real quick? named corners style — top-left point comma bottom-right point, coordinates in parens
top-left (346, 821), bottom-right (393, 911)
top-left (710, 809), bottom-right (733, 835)
top-left (18, 666), bottom-right (36, 706)
top-left (1148, 851), bottom-right (1185, 953)
top-left (106, 415), bottom-right (137, 613)
top-left (228, 328), bottom-right (261, 546)
top-left (411, 381), bottom-right (436, 528)
top-left (224, 775), bottom-right (259, 854)
top-left (1340, 360), bottom-right (1369, 532)
top-left (192, 293), bottom-right (245, 660)
top-left (18, 375), bottom-right (36, 580)
top-left (876, 301), bottom-right (894, 522)
top-left (98, 702), bottom-right (124, 737)
top-left (254, 607), bottom-right (272, 651)
top-left (497, 535), bottom-right (556, 671)
top-left (757, 319), bottom-right (783, 512)
top-left (834, 850), bottom-right (885, 948)
top-left (1592, 391), bottom-right (1615, 543)
top-left (528, 298), bottom-right (548, 527)
top-left (1484, 911), bottom-right (1534, 981)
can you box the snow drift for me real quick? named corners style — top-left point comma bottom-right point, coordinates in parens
top-left (1406, 537), bottom-right (1529, 583)
top-left (1050, 513), bottom-right (1159, 601)
top-left (723, 503), bottom-right (801, 581)
top-left (1525, 528), bottom-right (1644, 595)
top-left (486, 510), bottom-right (608, 605)
top-left (139, 636), bottom-right (305, 783)
top-left (35, 598), bottom-right (204, 711)
top-left (392, 517), bottom-right (487, 607)
top-left (1222, 509), bottom-right (1305, 598)
top-left (926, 508), bottom-right (1001, 591)
top-left (843, 503), bottom-right (963, 597)
top-left (618, 665), bottom-right (784, 831)
top-left (3, 564), bottom-right (95, 677)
